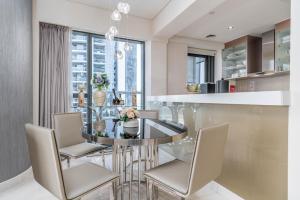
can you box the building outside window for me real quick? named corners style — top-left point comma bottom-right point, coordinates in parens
top-left (187, 53), bottom-right (215, 85)
top-left (71, 31), bottom-right (145, 124)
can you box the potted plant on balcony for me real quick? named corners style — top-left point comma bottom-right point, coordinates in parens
top-left (120, 108), bottom-right (140, 128)
top-left (91, 73), bottom-right (110, 106)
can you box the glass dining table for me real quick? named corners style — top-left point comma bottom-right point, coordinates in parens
top-left (82, 118), bottom-right (187, 200)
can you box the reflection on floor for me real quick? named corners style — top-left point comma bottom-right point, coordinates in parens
top-left (0, 149), bottom-right (227, 200)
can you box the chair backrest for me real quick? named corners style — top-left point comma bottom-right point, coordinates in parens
top-left (53, 112), bottom-right (84, 148)
top-left (187, 124), bottom-right (229, 195)
top-left (25, 124), bottom-right (66, 200)
top-left (139, 110), bottom-right (159, 119)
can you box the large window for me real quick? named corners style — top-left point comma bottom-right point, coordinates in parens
top-left (187, 53), bottom-right (215, 85)
top-left (71, 31), bottom-right (145, 123)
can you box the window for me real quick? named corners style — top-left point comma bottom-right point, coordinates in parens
top-left (71, 31), bottom-right (145, 124)
top-left (187, 53), bottom-right (215, 85)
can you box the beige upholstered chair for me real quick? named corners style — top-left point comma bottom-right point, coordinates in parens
top-left (53, 112), bottom-right (106, 166)
top-left (25, 124), bottom-right (119, 200)
top-left (139, 110), bottom-right (159, 119)
top-left (144, 123), bottom-right (229, 199)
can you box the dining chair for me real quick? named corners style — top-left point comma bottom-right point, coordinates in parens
top-left (144, 123), bottom-right (229, 200)
top-left (25, 124), bottom-right (119, 200)
top-left (53, 112), bottom-right (106, 167)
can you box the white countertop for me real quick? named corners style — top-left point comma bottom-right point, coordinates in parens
top-left (148, 91), bottom-right (290, 106)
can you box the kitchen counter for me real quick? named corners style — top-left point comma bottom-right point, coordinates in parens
top-left (148, 91), bottom-right (290, 106)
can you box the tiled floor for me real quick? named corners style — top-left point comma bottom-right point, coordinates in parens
top-left (0, 150), bottom-right (227, 200)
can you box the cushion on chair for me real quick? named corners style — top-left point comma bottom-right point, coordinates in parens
top-left (63, 162), bottom-right (119, 199)
top-left (144, 159), bottom-right (190, 194)
top-left (60, 143), bottom-right (106, 158)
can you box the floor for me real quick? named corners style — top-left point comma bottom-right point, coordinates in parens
top-left (0, 149), bottom-right (227, 200)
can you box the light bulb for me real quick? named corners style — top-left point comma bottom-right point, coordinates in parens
top-left (117, 2), bottom-right (130, 14)
top-left (109, 26), bottom-right (118, 36)
top-left (111, 9), bottom-right (122, 21)
top-left (124, 42), bottom-right (131, 51)
top-left (105, 32), bottom-right (114, 41)
top-left (116, 50), bottom-right (123, 59)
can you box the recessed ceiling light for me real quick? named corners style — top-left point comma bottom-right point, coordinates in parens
top-left (206, 34), bottom-right (216, 38)
top-left (228, 26), bottom-right (234, 30)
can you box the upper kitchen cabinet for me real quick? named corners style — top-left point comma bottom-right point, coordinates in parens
top-left (275, 19), bottom-right (290, 72)
top-left (222, 36), bottom-right (262, 79)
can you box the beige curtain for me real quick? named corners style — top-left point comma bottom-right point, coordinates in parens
top-left (39, 23), bottom-right (70, 128)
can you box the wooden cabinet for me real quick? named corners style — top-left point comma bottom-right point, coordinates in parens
top-left (275, 19), bottom-right (290, 72)
top-left (222, 36), bottom-right (262, 79)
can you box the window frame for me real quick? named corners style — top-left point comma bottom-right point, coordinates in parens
top-left (71, 30), bottom-right (146, 124)
top-left (188, 53), bottom-right (215, 83)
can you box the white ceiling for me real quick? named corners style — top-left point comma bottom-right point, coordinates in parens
top-left (68, 0), bottom-right (171, 19)
top-left (177, 0), bottom-right (291, 42)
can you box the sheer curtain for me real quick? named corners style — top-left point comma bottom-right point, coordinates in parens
top-left (39, 23), bottom-right (70, 128)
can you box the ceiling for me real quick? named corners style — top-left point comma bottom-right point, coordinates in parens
top-left (68, 0), bottom-right (171, 19)
top-left (177, 0), bottom-right (291, 42)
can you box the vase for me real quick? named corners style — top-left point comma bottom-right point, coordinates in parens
top-left (123, 119), bottom-right (139, 128)
top-left (123, 127), bottom-right (139, 135)
top-left (93, 90), bottom-right (106, 106)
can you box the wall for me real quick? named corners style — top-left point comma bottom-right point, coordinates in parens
top-left (0, 0), bottom-right (32, 182)
top-left (149, 102), bottom-right (288, 200)
top-left (167, 36), bottom-right (224, 95)
top-left (145, 40), bottom-right (168, 98)
top-left (288, 0), bottom-right (300, 199)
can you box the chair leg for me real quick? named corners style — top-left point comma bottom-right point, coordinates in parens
top-left (153, 184), bottom-right (158, 200)
top-left (67, 157), bottom-right (70, 168)
top-left (101, 151), bottom-right (106, 167)
top-left (149, 180), bottom-right (153, 200)
top-left (146, 179), bottom-right (149, 200)
top-left (110, 182), bottom-right (115, 200)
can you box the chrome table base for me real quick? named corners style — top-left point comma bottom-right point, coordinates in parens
top-left (113, 143), bottom-right (159, 200)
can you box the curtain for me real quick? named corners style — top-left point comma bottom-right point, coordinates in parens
top-left (39, 23), bottom-right (70, 128)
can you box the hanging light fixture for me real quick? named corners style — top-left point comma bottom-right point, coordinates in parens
top-left (111, 9), bottom-right (122, 21)
top-left (124, 42), bottom-right (131, 51)
top-left (117, 2), bottom-right (130, 14)
top-left (105, 32), bottom-right (114, 41)
top-left (116, 50), bottom-right (123, 59)
top-left (105, 0), bottom-right (131, 60)
top-left (109, 26), bottom-right (119, 36)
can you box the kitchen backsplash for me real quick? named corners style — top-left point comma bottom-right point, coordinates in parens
top-left (235, 74), bottom-right (289, 92)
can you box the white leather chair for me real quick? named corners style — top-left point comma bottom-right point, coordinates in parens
top-left (25, 124), bottom-right (119, 200)
top-left (53, 112), bottom-right (106, 166)
top-left (144, 123), bottom-right (229, 200)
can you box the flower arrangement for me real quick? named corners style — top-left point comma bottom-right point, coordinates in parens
top-left (120, 108), bottom-right (140, 122)
top-left (91, 73), bottom-right (110, 91)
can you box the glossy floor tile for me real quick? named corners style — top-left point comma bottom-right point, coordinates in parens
top-left (0, 150), bottom-right (227, 200)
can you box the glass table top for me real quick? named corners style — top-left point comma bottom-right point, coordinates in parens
top-left (82, 119), bottom-right (187, 146)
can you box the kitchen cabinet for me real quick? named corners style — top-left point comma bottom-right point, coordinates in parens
top-left (222, 36), bottom-right (262, 79)
top-left (275, 19), bottom-right (290, 72)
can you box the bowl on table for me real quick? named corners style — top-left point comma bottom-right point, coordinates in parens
top-left (186, 83), bottom-right (200, 93)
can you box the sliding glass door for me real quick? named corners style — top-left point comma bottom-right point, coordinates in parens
top-left (71, 31), bottom-right (145, 124)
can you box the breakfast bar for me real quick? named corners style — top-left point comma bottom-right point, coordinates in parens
top-left (147, 91), bottom-right (289, 200)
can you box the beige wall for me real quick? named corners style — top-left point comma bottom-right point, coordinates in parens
top-left (145, 40), bottom-right (168, 98)
top-left (236, 74), bottom-right (290, 92)
top-left (166, 36), bottom-right (224, 95)
top-left (167, 42), bottom-right (188, 94)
